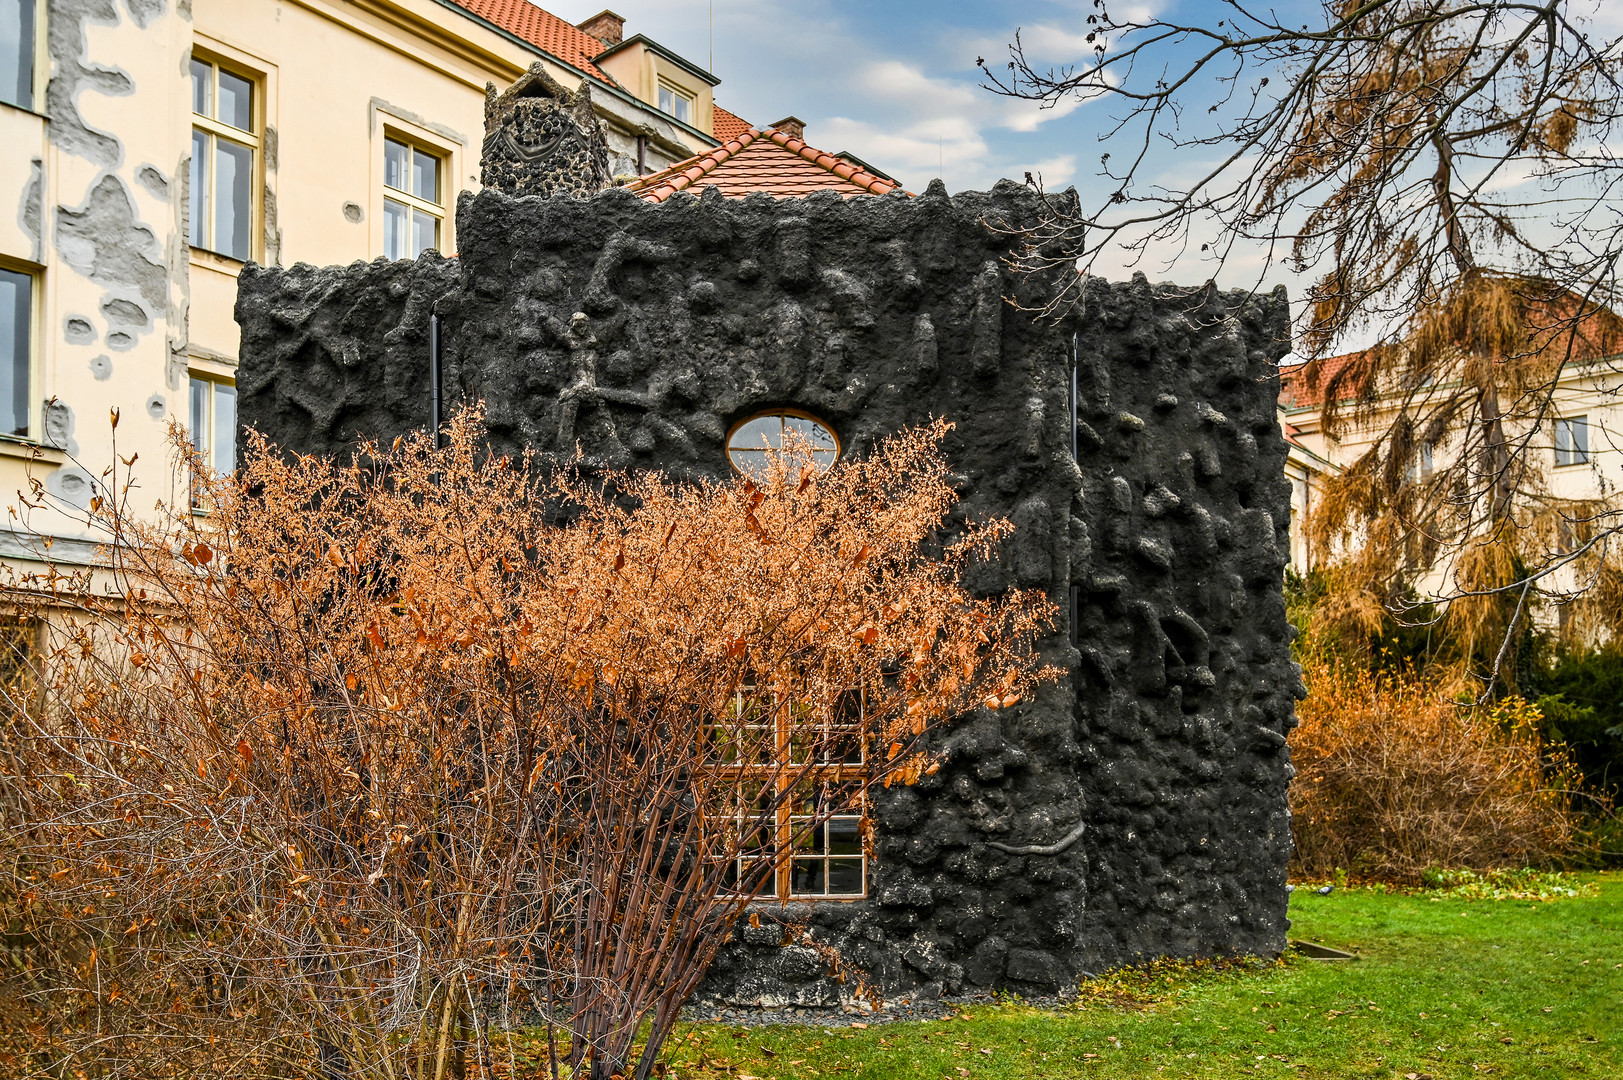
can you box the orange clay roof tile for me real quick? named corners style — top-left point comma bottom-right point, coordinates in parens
top-left (712, 105), bottom-right (752, 141)
top-left (445, 0), bottom-right (614, 81)
top-left (447, 2), bottom-right (756, 147)
top-left (625, 128), bottom-right (906, 202)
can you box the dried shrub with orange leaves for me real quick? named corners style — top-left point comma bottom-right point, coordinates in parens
top-left (1288, 659), bottom-right (1579, 883)
top-left (0, 407), bottom-right (1052, 1080)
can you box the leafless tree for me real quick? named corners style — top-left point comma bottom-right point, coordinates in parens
top-left (986, 0), bottom-right (1623, 686)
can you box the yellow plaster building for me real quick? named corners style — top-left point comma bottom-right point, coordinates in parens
top-left (0, 0), bottom-right (746, 575)
top-left (1278, 346), bottom-right (1623, 617)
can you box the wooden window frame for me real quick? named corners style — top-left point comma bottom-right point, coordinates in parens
top-left (725, 409), bottom-right (842, 479)
top-left (381, 131), bottom-right (446, 261)
top-left (1555, 414), bottom-right (1590, 467)
top-left (720, 685), bottom-right (869, 902)
top-left (0, 256), bottom-right (41, 444)
top-left (189, 51), bottom-right (262, 263)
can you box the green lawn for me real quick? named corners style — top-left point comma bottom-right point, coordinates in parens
top-left (659, 873), bottom-right (1623, 1080)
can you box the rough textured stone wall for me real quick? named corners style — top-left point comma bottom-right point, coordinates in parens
top-left (234, 181), bottom-right (1299, 1001)
top-left (480, 64), bottom-right (613, 199)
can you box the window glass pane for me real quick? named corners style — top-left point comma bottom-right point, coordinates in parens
top-left (411, 209), bottom-right (438, 258)
top-left (215, 138), bottom-right (252, 260)
top-left (827, 817), bottom-right (862, 856)
top-left (190, 129), bottom-right (210, 248)
top-left (189, 57), bottom-right (212, 116)
top-left (412, 147), bottom-right (439, 204)
top-left (189, 377), bottom-right (208, 456)
top-left (790, 859), bottom-right (824, 895)
top-left (658, 86), bottom-right (673, 114)
top-left (383, 199), bottom-right (407, 260)
top-left (784, 414), bottom-right (836, 452)
top-left (674, 93), bottom-right (691, 124)
top-left (0, 268), bottom-right (29, 438)
top-left (1, 0), bottom-right (35, 111)
top-left (384, 138), bottom-right (409, 193)
top-left (728, 413), bottom-right (839, 477)
top-left (729, 451), bottom-right (772, 482)
top-left (729, 415), bottom-right (781, 451)
top-left (1573, 417), bottom-right (1589, 459)
top-left (212, 382), bottom-right (236, 473)
top-left (826, 858), bottom-right (863, 895)
top-left (216, 68), bottom-right (252, 131)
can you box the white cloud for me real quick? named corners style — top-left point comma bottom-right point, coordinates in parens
top-left (552, 0), bottom-right (1111, 190)
top-left (1028, 154), bottom-right (1077, 188)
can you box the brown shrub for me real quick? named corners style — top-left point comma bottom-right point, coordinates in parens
top-left (0, 408), bottom-right (1053, 1080)
top-left (1288, 660), bottom-right (1579, 881)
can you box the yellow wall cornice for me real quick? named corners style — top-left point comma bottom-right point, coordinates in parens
top-left (281, 0), bottom-right (538, 93)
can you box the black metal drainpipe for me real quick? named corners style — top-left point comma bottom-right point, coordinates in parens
top-left (429, 312), bottom-right (442, 448)
top-left (1070, 330), bottom-right (1079, 461)
top-left (1070, 328), bottom-right (1081, 645)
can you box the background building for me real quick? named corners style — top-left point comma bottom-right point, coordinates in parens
top-left (1279, 342), bottom-right (1623, 622)
top-left (0, 0), bottom-right (747, 574)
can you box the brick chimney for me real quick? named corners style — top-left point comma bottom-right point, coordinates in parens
top-left (770, 115), bottom-right (806, 142)
top-left (577, 10), bottom-right (625, 48)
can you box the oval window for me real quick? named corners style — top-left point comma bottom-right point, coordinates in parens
top-left (726, 412), bottom-right (839, 480)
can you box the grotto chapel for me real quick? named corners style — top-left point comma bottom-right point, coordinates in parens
top-left (233, 65), bottom-right (1302, 1004)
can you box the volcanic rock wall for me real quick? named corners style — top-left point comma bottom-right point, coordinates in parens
top-left (234, 181), bottom-right (1300, 1000)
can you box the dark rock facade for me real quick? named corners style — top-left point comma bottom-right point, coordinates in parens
top-left (234, 181), bottom-right (1301, 1002)
top-left (480, 64), bottom-right (612, 199)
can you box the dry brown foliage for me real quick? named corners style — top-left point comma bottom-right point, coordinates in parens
top-left (1288, 658), bottom-right (1580, 882)
top-left (0, 407), bottom-right (1053, 1080)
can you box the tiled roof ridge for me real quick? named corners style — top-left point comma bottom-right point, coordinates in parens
top-left (627, 126), bottom-right (905, 203)
top-left (761, 128), bottom-right (902, 195)
top-left (625, 129), bottom-right (759, 202)
top-left (446, 0), bottom-right (615, 82)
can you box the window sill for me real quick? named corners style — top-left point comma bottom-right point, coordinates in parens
top-left (0, 438), bottom-right (66, 465)
top-left (190, 247), bottom-right (250, 274)
top-left (1553, 460), bottom-right (1592, 469)
top-left (0, 100), bottom-right (49, 122)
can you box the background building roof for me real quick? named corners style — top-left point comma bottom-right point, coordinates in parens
top-left (448, 0), bottom-right (615, 81)
top-left (625, 127), bottom-right (905, 202)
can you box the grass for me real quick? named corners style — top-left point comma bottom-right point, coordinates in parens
top-left (648, 872), bottom-right (1623, 1080)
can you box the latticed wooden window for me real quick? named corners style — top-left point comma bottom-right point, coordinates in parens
top-left (716, 685), bottom-right (867, 899)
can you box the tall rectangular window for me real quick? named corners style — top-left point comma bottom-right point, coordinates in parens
top-left (0, 266), bottom-right (32, 438)
top-left (383, 136), bottom-right (443, 260)
top-left (658, 82), bottom-right (693, 124)
top-left (719, 686), bottom-right (867, 900)
top-left (190, 57), bottom-right (257, 261)
top-left (1555, 415), bottom-right (1589, 466)
top-left (189, 374), bottom-right (236, 507)
top-left (0, 0), bottom-right (34, 111)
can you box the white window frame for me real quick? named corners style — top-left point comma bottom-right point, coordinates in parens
top-left (381, 133), bottom-right (445, 261)
top-left (0, 0), bottom-right (44, 113)
top-left (189, 51), bottom-right (262, 262)
top-left (0, 257), bottom-right (40, 443)
top-left (658, 80), bottom-right (694, 125)
top-left (370, 108), bottom-right (460, 262)
top-left (188, 372), bottom-right (237, 509)
top-left (1555, 415), bottom-right (1589, 467)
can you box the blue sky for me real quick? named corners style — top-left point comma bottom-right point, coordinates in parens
top-left (554, 0), bottom-right (1123, 194)
top-left (545, 0), bottom-right (1622, 304)
top-left (547, 0), bottom-right (1301, 288)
